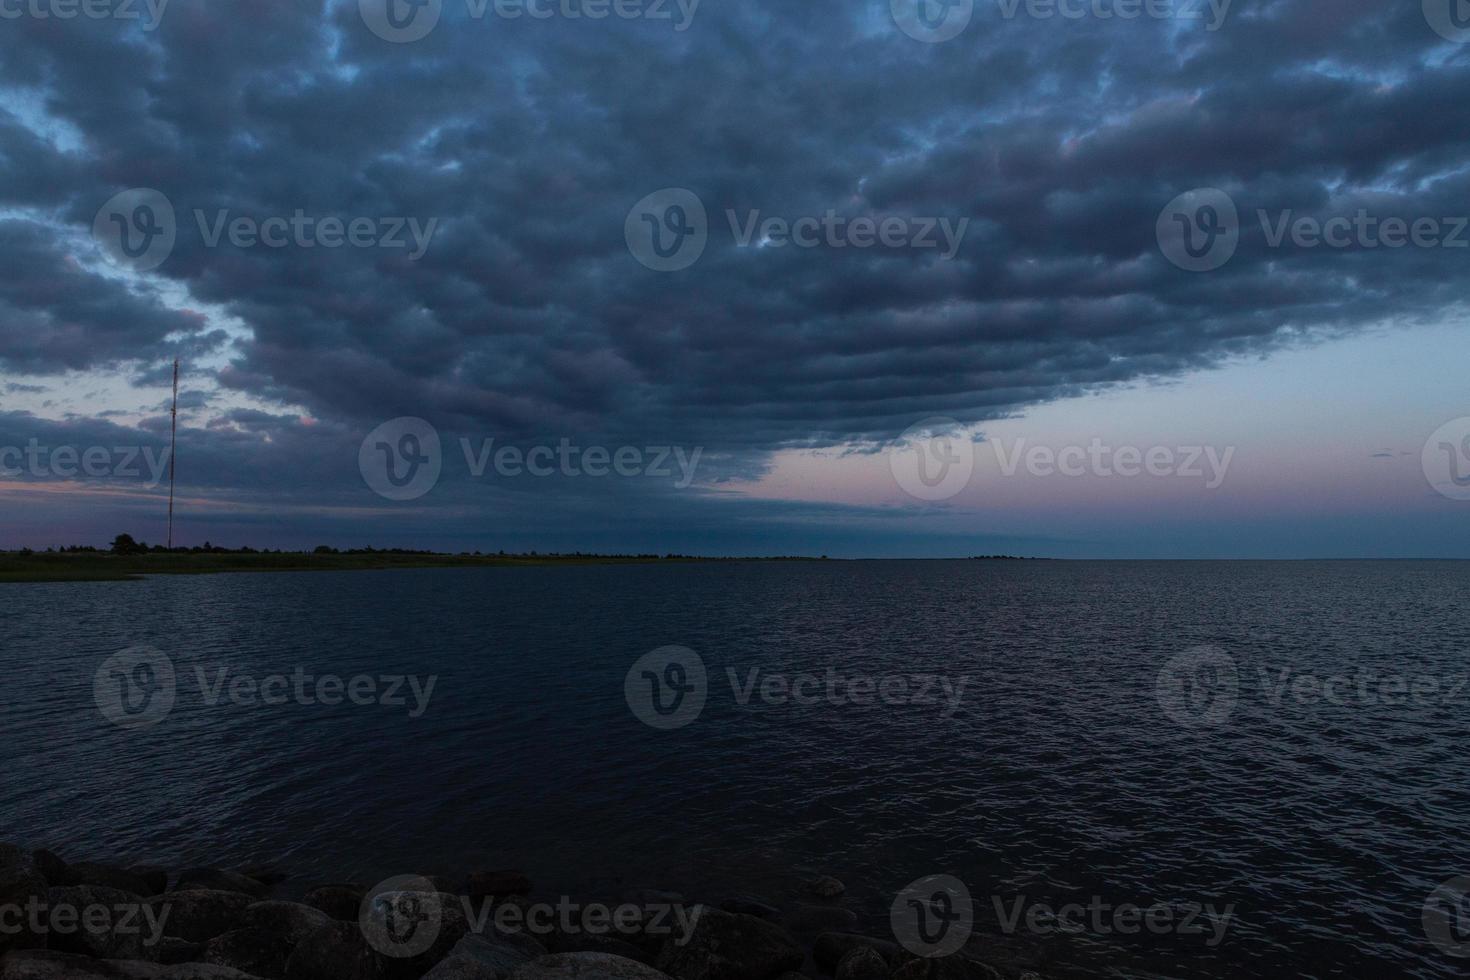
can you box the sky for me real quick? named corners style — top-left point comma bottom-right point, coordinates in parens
top-left (1, 0), bottom-right (1468, 557)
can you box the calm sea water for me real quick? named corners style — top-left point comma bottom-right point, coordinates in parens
top-left (3, 561), bottom-right (1469, 978)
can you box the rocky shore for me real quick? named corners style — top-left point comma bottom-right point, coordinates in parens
top-left (0, 844), bottom-right (1033, 980)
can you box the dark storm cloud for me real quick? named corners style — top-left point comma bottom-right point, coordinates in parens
top-left (0, 0), bottom-right (1466, 500)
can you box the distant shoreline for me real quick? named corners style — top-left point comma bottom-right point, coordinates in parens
top-left (0, 550), bottom-right (855, 584)
top-left (2, 552), bottom-right (1459, 583)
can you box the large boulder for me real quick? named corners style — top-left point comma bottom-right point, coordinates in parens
top-left (544, 932), bottom-right (650, 964)
top-left (282, 921), bottom-right (376, 980)
top-left (361, 889), bottom-right (470, 980)
top-left (812, 934), bottom-right (906, 973)
top-left (175, 871), bottom-right (270, 900)
top-left (716, 897), bottom-right (777, 921)
top-left (889, 958), bottom-right (1001, 980)
top-left (0, 861), bottom-right (50, 956)
top-left (44, 885), bottom-right (155, 961)
top-left (241, 902), bottom-right (332, 945)
top-left (69, 863), bottom-right (164, 898)
top-left (835, 947), bottom-right (890, 980)
top-left (508, 953), bottom-right (673, 980)
top-left (302, 885), bottom-right (364, 923)
top-left (421, 932), bottom-right (543, 980)
top-left (804, 877), bottom-right (845, 900)
top-left (30, 851), bottom-right (72, 887)
top-left (148, 890), bottom-right (255, 944)
top-left (200, 928), bottom-right (294, 979)
top-left (655, 907), bottom-right (803, 980)
top-left (157, 937), bottom-right (203, 965)
top-left (0, 950), bottom-right (268, 979)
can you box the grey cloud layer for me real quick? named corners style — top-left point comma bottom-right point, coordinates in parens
top-left (0, 0), bottom-right (1465, 472)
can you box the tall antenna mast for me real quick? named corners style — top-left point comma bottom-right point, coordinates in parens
top-left (167, 358), bottom-right (179, 550)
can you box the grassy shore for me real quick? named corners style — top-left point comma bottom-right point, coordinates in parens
top-left (0, 550), bottom-right (825, 584)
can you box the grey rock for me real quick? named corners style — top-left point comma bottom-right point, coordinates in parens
top-left (655, 906), bottom-right (803, 980)
top-left (31, 851), bottom-right (72, 887)
top-left (242, 901), bottom-right (331, 945)
top-left (360, 889), bottom-right (471, 980)
top-left (175, 870), bottom-right (270, 900)
top-left (546, 932), bottom-right (651, 963)
top-left (716, 897), bottom-right (777, 920)
top-left (200, 928), bottom-right (293, 979)
top-left (283, 921), bottom-right (375, 980)
top-left (0, 950), bottom-right (268, 980)
top-left (889, 958), bottom-right (1002, 980)
top-left (0, 863), bottom-right (50, 956)
top-left (69, 863), bottom-right (161, 898)
top-left (157, 937), bottom-right (203, 965)
top-left (130, 867), bottom-right (173, 897)
top-left (148, 890), bottom-right (255, 943)
top-left (303, 885), bottom-right (364, 923)
top-left (421, 932), bottom-right (543, 980)
top-left (508, 953), bottom-right (674, 980)
top-left (812, 934), bottom-right (906, 973)
top-left (835, 947), bottom-right (890, 980)
top-left (45, 885), bottom-right (154, 961)
top-left (804, 877), bottom-right (845, 900)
